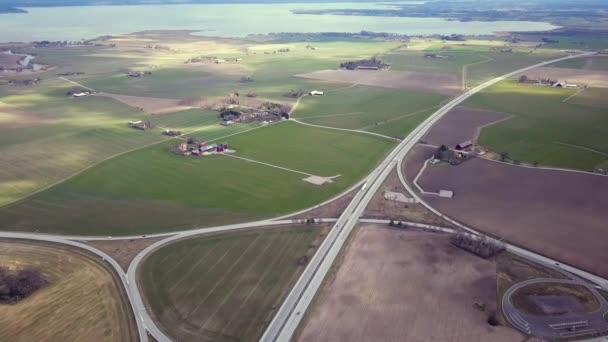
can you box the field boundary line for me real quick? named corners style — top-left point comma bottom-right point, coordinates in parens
top-left (462, 55), bottom-right (494, 90)
top-left (562, 87), bottom-right (586, 103)
top-left (554, 141), bottom-right (608, 158)
top-left (1, 121), bottom-right (278, 209)
top-left (479, 155), bottom-right (608, 177)
top-left (356, 104), bottom-right (440, 132)
top-left (221, 153), bottom-right (314, 177)
top-left (292, 119), bottom-right (400, 142)
top-left (58, 76), bottom-right (96, 92)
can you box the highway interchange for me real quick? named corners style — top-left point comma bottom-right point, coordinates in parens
top-left (2, 51), bottom-right (608, 342)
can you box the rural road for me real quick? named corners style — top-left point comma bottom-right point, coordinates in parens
top-left (260, 51), bottom-right (600, 342)
top-left (3, 51), bottom-right (607, 342)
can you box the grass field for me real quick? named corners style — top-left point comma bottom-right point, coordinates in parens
top-left (380, 40), bottom-right (564, 89)
top-left (0, 240), bottom-right (136, 342)
top-left (141, 225), bottom-right (327, 341)
top-left (550, 56), bottom-right (608, 71)
top-left (0, 122), bottom-right (395, 235)
top-left (465, 79), bottom-right (608, 170)
top-left (294, 85), bottom-right (445, 136)
top-left (466, 51), bottom-right (565, 87)
top-left (0, 78), bottom-right (174, 206)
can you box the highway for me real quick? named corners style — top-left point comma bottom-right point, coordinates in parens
top-left (260, 51), bottom-right (598, 342)
top-left (2, 51), bottom-right (605, 342)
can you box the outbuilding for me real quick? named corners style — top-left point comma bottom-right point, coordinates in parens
top-left (309, 90), bottom-right (324, 96)
top-left (455, 140), bottom-right (473, 151)
top-left (439, 190), bottom-right (454, 199)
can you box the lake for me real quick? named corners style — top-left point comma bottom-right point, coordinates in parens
top-left (0, 3), bottom-right (559, 43)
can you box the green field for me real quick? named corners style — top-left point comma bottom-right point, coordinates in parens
top-left (141, 225), bottom-right (325, 341)
top-left (549, 56), bottom-right (608, 71)
top-left (466, 51), bottom-right (564, 87)
top-left (0, 78), bottom-right (175, 206)
top-left (0, 122), bottom-right (395, 235)
top-left (294, 85), bottom-right (445, 136)
top-left (465, 80), bottom-right (608, 170)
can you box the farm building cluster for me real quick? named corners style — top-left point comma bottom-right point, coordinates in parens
top-left (66, 88), bottom-right (95, 98)
top-left (219, 101), bottom-right (291, 126)
top-left (340, 57), bottom-right (390, 71)
top-left (128, 120), bottom-right (151, 130)
top-left (176, 139), bottom-right (231, 157)
top-left (518, 75), bottom-right (580, 88)
top-left (127, 71), bottom-right (152, 78)
top-left (184, 56), bottom-right (242, 64)
top-left (7, 78), bottom-right (41, 87)
top-left (431, 140), bottom-right (488, 166)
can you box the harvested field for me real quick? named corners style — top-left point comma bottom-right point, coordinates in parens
top-left (97, 93), bottom-right (194, 115)
top-left (298, 226), bottom-right (525, 342)
top-left (140, 225), bottom-right (328, 342)
top-left (0, 240), bottom-right (136, 342)
top-left (296, 69), bottom-right (462, 96)
top-left (87, 236), bottom-right (167, 271)
top-left (516, 66), bottom-right (608, 88)
top-left (0, 53), bottom-right (23, 69)
top-left (423, 106), bottom-right (512, 148)
top-left (413, 157), bottom-right (608, 278)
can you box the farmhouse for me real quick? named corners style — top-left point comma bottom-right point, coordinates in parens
top-left (218, 102), bottom-right (290, 125)
top-left (72, 91), bottom-right (90, 98)
top-left (356, 66), bottom-right (379, 70)
top-left (127, 71), bottom-right (152, 78)
top-left (424, 53), bottom-right (449, 59)
top-left (163, 129), bottom-right (182, 137)
top-left (8, 78), bottom-right (41, 87)
top-left (128, 120), bottom-right (150, 130)
top-left (177, 139), bottom-right (229, 156)
top-left (439, 190), bottom-right (454, 198)
top-left (553, 81), bottom-right (578, 88)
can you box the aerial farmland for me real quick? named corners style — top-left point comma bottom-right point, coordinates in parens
top-left (1, 1), bottom-right (608, 341)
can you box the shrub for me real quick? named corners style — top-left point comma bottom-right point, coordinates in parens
top-left (0, 267), bottom-right (49, 304)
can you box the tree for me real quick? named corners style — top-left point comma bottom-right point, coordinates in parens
top-left (518, 75), bottom-right (528, 83)
top-left (533, 160), bottom-right (539, 167)
top-left (500, 151), bottom-right (510, 162)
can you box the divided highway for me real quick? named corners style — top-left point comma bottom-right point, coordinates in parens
top-left (260, 51), bottom-right (597, 342)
